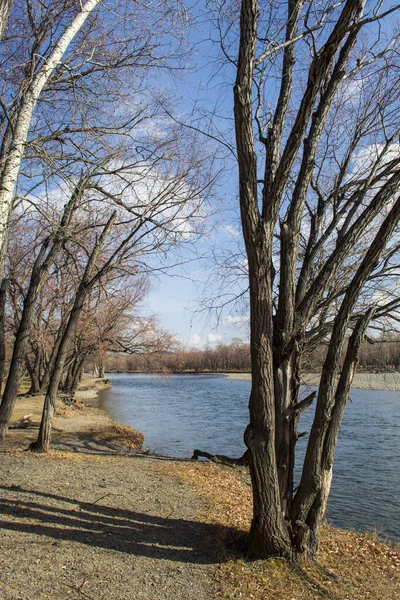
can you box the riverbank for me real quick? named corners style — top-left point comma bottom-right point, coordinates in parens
top-left (224, 370), bottom-right (400, 391)
top-left (4, 375), bottom-right (144, 453)
top-left (1, 377), bottom-right (399, 599)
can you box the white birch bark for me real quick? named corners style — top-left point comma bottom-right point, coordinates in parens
top-left (0, 0), bottom-right (101, 275)
top-left (0, 0), bottom-right (12, 39)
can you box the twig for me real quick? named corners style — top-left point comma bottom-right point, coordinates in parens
top-left (86, 492), bottom-right (132, 506)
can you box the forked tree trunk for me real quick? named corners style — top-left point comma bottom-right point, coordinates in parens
top-left (63, 353), bottom-right (86, 394)
top-left (0, 190), bottom-right (80, 440)
top-left (291, 311), bottom-right (374, 556)
top-left (232, 0), bottom-right (376, 561)
top-left (30, 212), bottom-right (116, 452)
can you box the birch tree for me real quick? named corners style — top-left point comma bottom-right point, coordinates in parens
top-left (0, 0), bottom-right (190, 276)
top-left (0, 0), bottom-right (12, 39)
top-left (0, 0), bottom-right (101, 273)
top-left (222, 0), bottom-right (400, 560)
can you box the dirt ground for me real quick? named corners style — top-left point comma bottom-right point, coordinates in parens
top-left (1, 377), bottom-right (399, 600)
top-left (0, 378), bottom-right (223, 599)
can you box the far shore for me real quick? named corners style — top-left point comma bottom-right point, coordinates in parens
top-left (106, 369), bottom-right (400, 391)
top-left (222, 370), bottom-right (400, 391)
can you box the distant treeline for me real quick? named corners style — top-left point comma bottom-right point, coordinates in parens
top-left (105, 337), bottom-right (400, 373)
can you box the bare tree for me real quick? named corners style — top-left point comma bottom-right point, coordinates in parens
top-left (0, 0), bottom-right (102, 273)
top-left (0, 182), bottom-right (82, 439)
top-left (0, 0), bottom-right (191, 276)
top-left (215, 0), bottom-right (400, 560)
top-left (29, 210), bottom-right (118, 452)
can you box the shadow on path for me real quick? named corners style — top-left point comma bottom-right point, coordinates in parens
top-left (0, 484), bottom-right (230, 564)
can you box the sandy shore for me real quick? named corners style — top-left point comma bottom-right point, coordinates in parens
top-left (223, 371), bottom-right (400, 391)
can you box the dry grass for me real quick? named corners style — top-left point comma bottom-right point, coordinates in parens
top-left (157, 460), bottom-right (400, 600)
top-left (94, 422), bottom-right (145, 449)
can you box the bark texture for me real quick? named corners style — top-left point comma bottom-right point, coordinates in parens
top-left (233, 0), bottom-right (399, 560)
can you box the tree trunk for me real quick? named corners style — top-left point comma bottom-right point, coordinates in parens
top-left (29, 300), bottom-right (85, 452)
top-left (98, 347), bottom-right (105, 378)
top-left (70, 358), bottom-right (85, 395)
top-left (39, 325), bottom-right (65, 394)
top-left (245, 266), bottom-right (294, 559)
top-left (0, 0), bottom-right (12, 39)
top-left (0, 244), bottom-right (52, 440)
top-left (62, 353), bottom-right (85, 394)
top-left (0, 278), bottom-right (8, 395)
top-left (29, 212), bottom-right (116, 452)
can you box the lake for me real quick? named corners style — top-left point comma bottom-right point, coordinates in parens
top-left (98, 373), bottom-right (400, 541)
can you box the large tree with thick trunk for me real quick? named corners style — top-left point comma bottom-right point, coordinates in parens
top-left (229, 0), bottom-right (400, 560)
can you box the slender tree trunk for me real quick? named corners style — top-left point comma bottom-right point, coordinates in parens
top-left (31, 350), bottom-right (43, 394)
top-left (70, 357), bottom-right (85, 395)
top-left (0, 244), bottom-right (51, 440)
top-left (25, 353), bottom-right (41, 395)
top-left (29, 297), bottom-right (86, 452)
top-left (30, 212), bottom-right (116, 452)
top-left (0, 278), bottom-right (8, 395)
top-left (39, 326), bottom-right (65, 393)
top-left (0, 0), bottom-right (12, 40)
top-left (98, 347), bottom-right (105, 378)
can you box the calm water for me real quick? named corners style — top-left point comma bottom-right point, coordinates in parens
top-left (98, 373), bottom-right (400, 540)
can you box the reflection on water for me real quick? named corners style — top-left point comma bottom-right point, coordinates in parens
top-left (98, 373), bottom-right (400, 540)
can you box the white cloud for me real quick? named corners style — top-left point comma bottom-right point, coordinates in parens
top-left (207, 333), bottom-right (222, 344)
top-left (223, 315), bottom-right (249, 326)
top-left (189, 332), bottom-right (222, 349)
top-left (189, 333), bottom-right (202, 347)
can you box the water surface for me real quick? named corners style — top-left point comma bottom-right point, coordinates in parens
top-left (98, 373), bottom-right (400, 540)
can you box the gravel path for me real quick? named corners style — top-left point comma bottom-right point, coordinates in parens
top-left (0, 451), bottom-right (221, 600)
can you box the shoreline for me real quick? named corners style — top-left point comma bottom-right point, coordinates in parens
top-left (222, 370), bottom-right (400, 391)
top-left (106, 369), bottom-right (400, 391)
top-left (4, 374), bottom-right (144, 454)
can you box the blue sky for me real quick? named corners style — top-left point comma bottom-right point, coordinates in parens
top-left (146, 266), bottom-right (250, 349)
top-left (140, 3), bottom-right (250, 349)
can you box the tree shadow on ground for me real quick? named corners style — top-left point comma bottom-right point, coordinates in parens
top-left (2, 430), bottom-right (142, 457)
top-left (51, 432), bottom-right (139, 456)
top-left (0, 484), bottom-right (231, 564)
